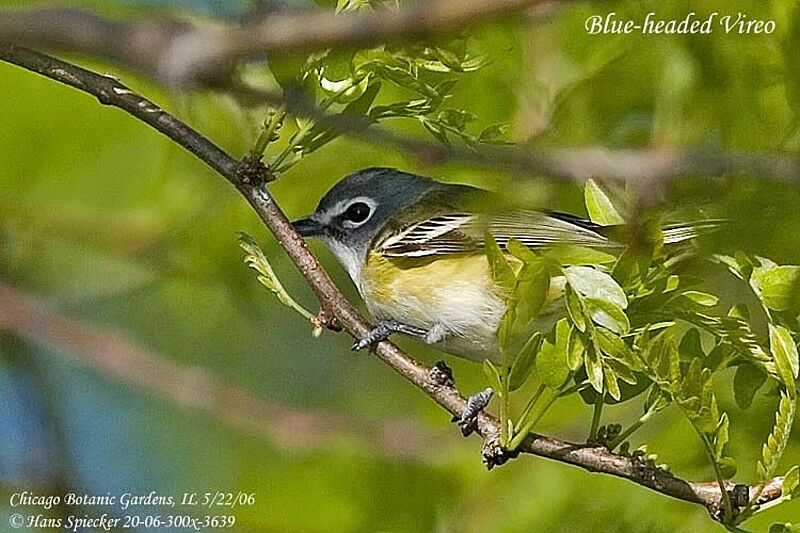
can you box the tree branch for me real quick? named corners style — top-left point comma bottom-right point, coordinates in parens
top-left (0, 280), bottom-right (441, 459)
top-left (0, 2), bottom-right (546, 85)
top-left (3, 5), bottom-right (800, 187)
top-left (273, 85), bottom-right (800, 187)
top-left (0, 45), bottom-right (785, 519)
top-left (223, 81), bottom-right (800, 192)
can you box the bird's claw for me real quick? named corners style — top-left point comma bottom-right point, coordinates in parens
top-left (352, 320), bottom-right (428, 351)
top-left (352, 322), bottom-right (392, 351)
top-left (452, 387), bottom-right (494, 436)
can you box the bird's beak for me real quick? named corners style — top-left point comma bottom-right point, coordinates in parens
top-left (292, 217), bottom-right (324, 237)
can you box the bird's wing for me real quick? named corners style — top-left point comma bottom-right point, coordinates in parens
top-left (375, 210), bottom-right (617, 257)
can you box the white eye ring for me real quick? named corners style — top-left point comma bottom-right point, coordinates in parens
top-left (340, 197), bottom-right (377, 228)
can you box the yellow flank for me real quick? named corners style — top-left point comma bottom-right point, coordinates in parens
top-left (359, 250), bottom-right (567, 362)
top-left (360, 250), bottom-right (506, 361)
top-left (363, 251), bottom-right (494, 316)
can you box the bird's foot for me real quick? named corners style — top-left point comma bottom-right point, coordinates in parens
top-left (452, 387), bottom-right (494, 436)
top-left (351, 320), bottom-right (428, 351)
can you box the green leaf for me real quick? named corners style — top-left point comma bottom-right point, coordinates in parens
top-left (342, 81), bottom-right (381, 115)
top-left (712, 417), bottom-right (732, 476)
top-left (544, 244), bottom-right (617, 265)
top-left (733, 363), bottom-right (767, 410)
top-left (509, 333), bottom-right (542, 391)
top-left (604, 365), bottom-right (622, 400)
top-left (294, 81), bottom-right (383, 159)
top-left (496, 309), bottom-right (516, 355)
top-left (537, 331), bottom-right (570, 389)
top-left (318, 72), bottom-right (370, 102)
top-left (564, 266), bottom-right (628, 309)
top-left (680, 358), bottom-right (706, 408)
top-left (656, 335), bottom-right (681, 388)
top-left (644, 386), bottom-right (671, 414)
top-left (584, 179), bottom-right (625, 225)
top-left (751, 265), bottom-right (800, 311)
top-left (596, 328), bottom-right (643, 371)
top-left (351, 48), bottom-right (398, 74)
top-left (419, 117), bottom-right (450, 144)
top-left (583, 297), bottom-right (630, 334)
top-left (757, 389), bottom-right (796, 481)
top-left (437, 108), bottom-right (476, 131)
top-left (666, 275), bottom-right (680, 291)
top-left (678, 328), bottom-right (705, 361)
top-left (585, 346), bottom-right (605, 393)
top-left (595, 327), bottom-right (626, 360)
top-left (433, 79), bottom-right (458, 98)
top-left (567, 325), bottom-right (585, 371)
top-left (377, 65), bottom-right (437, 97)
top-left (269, 52), bottom-right (318, 91)
top-left (565, 285), bottom-right (586, 332)
top-left (478, 122), bottom-right (510, 142)
top-left (485, 232), bottom-right (515, 295)
top-left (783, 465), bottom-right (800, 501)
top-left (681, 310), bottom-right (769, 365)
top-left (432, 47), bottom-right (463, 70)
top-left (512, 255), bottom-right (550, 328)
top-left (604, 358), bottom-right (637, 386)
top-left (682, 291), bottom-right (719, 307)
top-left (770, 324), bottom-right (799, 394)
top-left (716, 456), bottom-right (737, 480)
top-left (728, 303), bottom-right (751, 320)
top-left (417, 59), bottom-right (455, 73)
top-left (611, 249), bottom-right (642, 288)
top-left (769, 523), bottom-right (800, 533)
top-left (714, 413), bottom-right (730, 459)
top-left (506, 238), bottom-right (537, 263)
top-left (238, 233), bottom-right (313, 321)
top-left (690, 398), bottom-right (719, 435)
top-left (483, 359), bottom-right (502, 391)
top-left (460, 54), bottom-right (491, 71)
top-left (370, 99), bottom-right (433, 119)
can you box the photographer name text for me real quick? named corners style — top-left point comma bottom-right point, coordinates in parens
top-left (7, 490), bottom-right (256, 531)
top-left (585, 12), bottom-right (776, 35)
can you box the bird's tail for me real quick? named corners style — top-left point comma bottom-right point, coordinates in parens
top-left (662, 219), bottom-right (726, 245)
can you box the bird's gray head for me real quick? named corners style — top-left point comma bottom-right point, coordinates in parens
top-left (292, 167), bottom-right (435, 283)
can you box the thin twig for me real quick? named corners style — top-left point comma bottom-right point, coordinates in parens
top-left (694, 424), bottom-right (734, 521)
top-left (588, 393), bottom-right (604, 442)
top-left (0, 45), bottom-right (786, 518)
top-left (607, 406), bottom-right (658, 451)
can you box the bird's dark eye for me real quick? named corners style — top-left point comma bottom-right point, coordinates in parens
top-left (344, 202), bottom-right (371, 223)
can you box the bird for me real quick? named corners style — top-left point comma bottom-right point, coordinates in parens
top-left (292, 167), bottom-right (712, 363)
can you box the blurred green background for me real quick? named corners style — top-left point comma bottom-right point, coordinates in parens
top-left (2, 0), bottom-right (800, 531)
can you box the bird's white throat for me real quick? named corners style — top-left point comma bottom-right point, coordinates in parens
top-left (321, 237), bottom-right (366, 291)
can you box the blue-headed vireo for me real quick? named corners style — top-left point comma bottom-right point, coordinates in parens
top-left (293, 168), bottom-right (708, 362)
